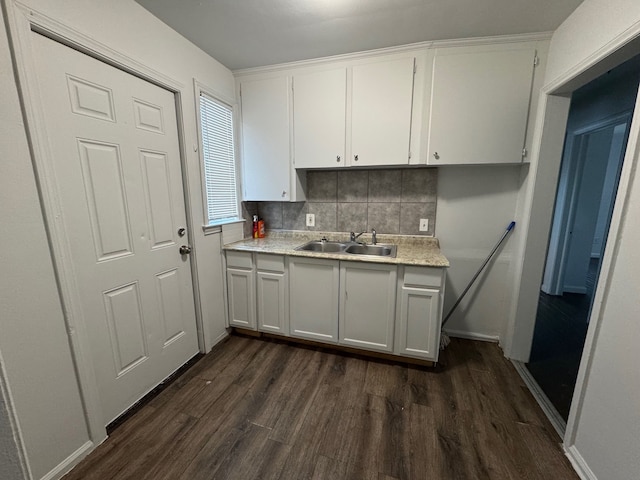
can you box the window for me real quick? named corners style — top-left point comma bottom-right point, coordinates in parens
top-left (199, 92), bottom-right (239, 225)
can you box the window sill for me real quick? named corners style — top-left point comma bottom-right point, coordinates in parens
top-left (202, 218), bottom-right (245, 235)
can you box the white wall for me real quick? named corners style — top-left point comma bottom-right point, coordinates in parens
top-left (1, 0), bottom-right (234, 478)
top-left (437, 165), bottom-right (522, 340)
top-left (517, 0), bottom-right (640, 478)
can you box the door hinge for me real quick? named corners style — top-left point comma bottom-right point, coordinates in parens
top-left (533, 55), bottom-right (539, 67)
top-left (413, 58), bottom-right (417, 75)
top-left (522, 147), bottom-right (528, 158)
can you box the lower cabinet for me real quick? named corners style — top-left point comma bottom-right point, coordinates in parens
top-left (256, 254), bottom-right (288, 335)
top-left (395, 266), bottom-right (445, 360)
top-left (339, 262), bottom-right (397, 352)
top-left (289, 257), bottom-right (340, 343)
top-left (224, 251), bottom-right (446, 362)
top-left (226, 251), bottom-right (256, 329)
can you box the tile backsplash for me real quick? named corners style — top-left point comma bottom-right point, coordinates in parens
top-left (243, 168), bottom-right (437, 237)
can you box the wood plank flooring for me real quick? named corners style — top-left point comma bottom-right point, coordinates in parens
top-left (64, 335), bottom-right (579, 480)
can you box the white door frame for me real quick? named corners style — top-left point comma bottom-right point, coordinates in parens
top-left (5, 3), bottom-right (207, 451)
top-left (541, 112), bottom-right (632, 296)
top-left (503, 20), bottom-right (640, 475)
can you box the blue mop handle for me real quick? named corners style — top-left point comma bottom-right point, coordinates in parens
top-left (441, 221), bottom-right (516, 327)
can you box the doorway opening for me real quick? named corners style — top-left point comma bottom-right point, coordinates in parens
top-left (525, 55), bottom-right (640, 424)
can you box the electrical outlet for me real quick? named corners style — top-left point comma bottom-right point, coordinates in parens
top-left (306, 213), bottom-right (315, 227)
top-left (419, 218), bottom-right (429, 232)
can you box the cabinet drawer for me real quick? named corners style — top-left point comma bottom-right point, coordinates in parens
top-left (403, 266), bottom-right (443, 288)
top-left (226, 251), bottom-right (253, 269)
top-left (256, 253), bottom-right (285, 273)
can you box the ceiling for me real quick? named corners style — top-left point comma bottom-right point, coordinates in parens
top-left (135, 0), bottom-right (584, 71)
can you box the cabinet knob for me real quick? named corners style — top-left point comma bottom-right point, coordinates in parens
top-left (354, 154), bottom-right (359, 162)
top-left (282, 190), bottom-right (287, 197)
top-left (336, 155), bottom-right (341, 163)
top-left (433, 152), bottom-right (440, 160)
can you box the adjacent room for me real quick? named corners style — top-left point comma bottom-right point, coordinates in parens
top-left (1, 1), bottom-right (639, 480)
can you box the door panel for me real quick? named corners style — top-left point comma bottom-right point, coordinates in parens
top-left (31, 33), bottom-right (199, 424)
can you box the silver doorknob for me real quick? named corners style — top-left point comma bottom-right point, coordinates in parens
top-left (179, 245), bottom-right (192, 255)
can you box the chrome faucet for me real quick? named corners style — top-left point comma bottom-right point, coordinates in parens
top-left (350, 231), bottom-right (366, 243)
top-left (371, 229), bottom-right (377, 245)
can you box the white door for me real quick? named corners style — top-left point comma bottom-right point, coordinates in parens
top-left (30, 33), bottom-right (199, 424)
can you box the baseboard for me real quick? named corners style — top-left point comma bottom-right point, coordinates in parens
top-left (40, 440), bottom-right (93, 480)
top-left (210, 330), bottom-right (230, 350)
top-left (564, 444), bottom-right (598, 480)
top-left (511, 360), bottom-right (566, 438)
top-left (563, 285), bottom-right (588, 294)
top-left (443, 329), bottom-right (499, 343)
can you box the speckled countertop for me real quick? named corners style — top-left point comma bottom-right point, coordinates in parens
top-left (223, 231), bottom-right (449, 268)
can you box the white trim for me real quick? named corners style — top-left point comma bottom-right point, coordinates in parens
top-left (40, 441), bottom-right (94, 480)
top-left (233, 32), bottom-right (552, 76)
top-left (15, 2), bottom-right (184, 91)
top-left (193, 78), bottom-right (242, 228)
top-left (4, 0), bottom-right (207, 451)
top-left (565, 78), bottom-right (640, 448)
top-left (511, 360), bottom-right (566, 438)
top-left (564, 444), bottom-right (598, 480)
top-left (545, 22), bottom-right (640, 95)
top-left (5, 0), bottom-right (108, 448)
top-left (443, 329), bottom-right (499, 343)
top-left (562, 285), bottom-right (588, 294)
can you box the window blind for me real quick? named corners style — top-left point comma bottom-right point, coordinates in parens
top-left (199, 93), bottom-right (239, 223)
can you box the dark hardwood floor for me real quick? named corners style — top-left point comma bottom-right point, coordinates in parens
top-left (64, 335), bottom-right (579, 480)
top-left (526, 258), bottom-right (599, 420)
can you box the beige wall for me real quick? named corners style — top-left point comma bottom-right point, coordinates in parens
top-left (0, 0), bottom-right (234, 478)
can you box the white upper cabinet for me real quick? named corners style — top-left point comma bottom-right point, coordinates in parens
top-left (293, 68), bottom-right (347, 169)
top-left (292, 55), bottom-right (416, 168)
top-left (239, 76), bottom-right (305, 201)
top-left (351, 57), bottom-right (416, 166)
top-left (427, 44), bottom-right (537, 165)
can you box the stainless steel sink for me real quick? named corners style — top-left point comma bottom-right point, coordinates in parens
top-left (345, 244), bottom-right (397, 257)
top-left (295, 240), bottom-right (396, 258)
top-left (295, 240), bottom-right (348, 253)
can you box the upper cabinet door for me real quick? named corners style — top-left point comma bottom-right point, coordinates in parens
top-left (293, 68), bottom-right (347, 169)
top-left (351, 57), bottom-right (416, 166)
top-left (427, 45), bottom-right (536, 165)
top-left (240, 76), bottom-right (292, 201)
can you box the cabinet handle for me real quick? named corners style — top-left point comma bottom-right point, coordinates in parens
top-left (336, 155), bottom-right (341, 163)
top-left (354, 154), bottom-right (359, 162)
top-left (282, 190), bottom-right (287, 197)
top-left (433, 152), bottom-right (440, 160)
